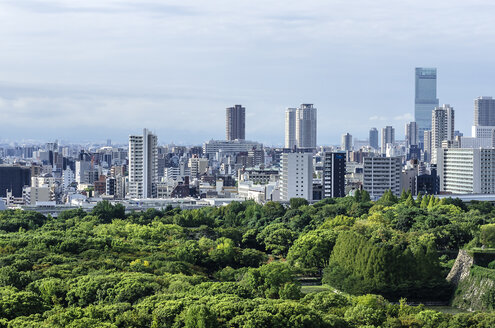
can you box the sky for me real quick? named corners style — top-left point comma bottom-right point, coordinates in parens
top-left (0, 0), bottom-right (494, 146)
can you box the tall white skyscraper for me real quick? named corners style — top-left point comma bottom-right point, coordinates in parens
top-left (431, 104), bottom-right (455, 164)
top-left (284, 108), bottom-right (297, 148)
top-left (381, 126), bottom-right (395, 154)
top-left (285, 104), bottom-right (317, 149)
top-left (295, 104), bottom-right (317, 148)
top-left (128, 128), bottom-right (158, 199)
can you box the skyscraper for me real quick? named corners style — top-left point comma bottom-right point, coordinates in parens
top-left (295, 104), bottom-right (317, 148)
top-left (128, 128), bottom-right (158, 199)
top-left (381, 126), bottom-right (395, 154)
top-left (369, 128), bottom-right (379, 149)
top-left (341, 133), bottom-right (352, 151)
top-left (474, 96), bottom-right (495, 126)
top-left (431, 104), bottom-right (455, 164)
top-left (405, 122), bottom-right (418, 147)
top-left (284, 108), bottom-right (297, 148)
top-left (415, 68), bottom-right (439, 145)
top-left (226, 105), bottom-right (246, 141)
top-left (285, 104), bottom-right (317, 149)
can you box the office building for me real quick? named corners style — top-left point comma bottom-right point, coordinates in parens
top-left (341, 133), bottom-right (353, 151)
top-left (437, 148), bottom-right (495, 194)
top-left (226, 105), bottom-right (246, 141)
top-left (474, 97), bottom-right (495, 126)
top-left (369, 127), bottom-right (379, 149)
top-left (128, 128), bottom-right (158, 199)
top-left (285, 108), bottom-right (297, 148)
top-left (415, 68), bottom-right (439, 144)
top-left (381, 126), bottom-right (395, 154)
top-left (322, 152), bottom-right (346, 198)
top-left (431, 104), bottom-right (455, 164)
top-left (0, 165), bottom-right (31, 198)
top-left (280, 149), bottom-right (313, 201)
top-left (363, 157), bottom-right (402, 199)
top-left (405, 122), bottom-right (418, 147)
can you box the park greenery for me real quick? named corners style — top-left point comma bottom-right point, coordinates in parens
top-left (1, 191), bottom-right (495, 326)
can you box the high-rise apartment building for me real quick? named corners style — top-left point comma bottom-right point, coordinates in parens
top-left (341, 133), bottom-right (352, 151)
top-left (381, 126), bottom-right (395, 154)
top-left (128, 128), bottom-right (158, 199)
top-left (474, 97), bottom-right (495, 126)
top-left (284, 108), bottom-right (297, 148)
top-left (284, 104), bottom-right (317, 149)
top-left (423, 130), bottom-right (432, 163)
top-left (322, 152), bottom-right (346, 198)
top-left (295, 104), bottom-right (317, 148)
top-left (280, 149), bottom-right (313, 201)
top-left (226, 105), bottom-right (246, 141)
top-left (415, 68), bottom-right (439, 144)
top-left (431, 104), bottom-right (455, 164)
top-left (405, 122), bottom-right (418, 147)
top-left (437, 148), bottom-right (495, 194)
top-left (363, 157), bottom-right (402, 199)
top-left (369, 128), bottom-right (379, 149)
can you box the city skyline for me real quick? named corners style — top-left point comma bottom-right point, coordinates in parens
top-left (1, 1), bottom-right (495, 144)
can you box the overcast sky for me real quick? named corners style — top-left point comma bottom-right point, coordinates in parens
top-left (0, 0), bottom-right (494, 145)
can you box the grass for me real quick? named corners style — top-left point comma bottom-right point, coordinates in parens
top-left (301, 285), bottom-right (331, 294)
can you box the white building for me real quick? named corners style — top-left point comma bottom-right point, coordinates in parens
top-left (437, 148), bottom-right (495, 194)
top-left (203, 139), bottom-right (262, 158)
top-left (280, 150), bottom-right (313, 201)
top-left (62, 168), bottom-right (75, 192)
top-left (363, 157), bottom-right (402, 199)
top-left (295, 104), bottom-right (317, 148)
top-left (128, 128), bottom-right (158, 199)
top-left (285, 108), bottom-right (297, 149)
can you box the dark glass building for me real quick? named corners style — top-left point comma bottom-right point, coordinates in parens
top-left (0, 166), bottom-right (31, 197)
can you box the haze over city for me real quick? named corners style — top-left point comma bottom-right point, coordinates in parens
top-left (1, 0), bottom-right (495, 144)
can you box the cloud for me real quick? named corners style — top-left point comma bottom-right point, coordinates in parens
top-left (394, 113), bottom-right (414, 121)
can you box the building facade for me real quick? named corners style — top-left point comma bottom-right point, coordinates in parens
top-left (341, 133), bottom-right (352, 151)
top-left (415, 67), bottom-right (439, 144)
top-left (128, 128), bottom-right (158, 199)
top-left (369, 127), bottom-right (379, 149)
top-left (437, 148), bottom-right (495, 194)
top-left (226, 105), bottom-right (246, 141)
top-left (363, 157), bottom-right (402, 199)
top-left (474, 96), bottom-right (495, 126)
top-left (284, 108), bottom-right (297, 148)
top-left (431, 104), bottom-right (455, 164)
top-left (381, 126), bottom-right (395, 154)
top-left (322, 152), bottom-right (346, 198)
top-left (280, 149), bottom-right (313, 201)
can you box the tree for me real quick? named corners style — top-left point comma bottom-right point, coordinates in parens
top-left (287, 229), bottom-right (337, 271)
top-left (184, 304), bottom-right (217, 328)
top-left (290, 198), bottom-right (308, 210)
top-left (480, 224), bottom-right (495, 247)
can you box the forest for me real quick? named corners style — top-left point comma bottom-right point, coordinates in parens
top-left (1, 191), bottom-right (495, 327)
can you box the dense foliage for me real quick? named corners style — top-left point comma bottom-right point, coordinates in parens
top-left (0, 193), bottom-right (494, 326)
